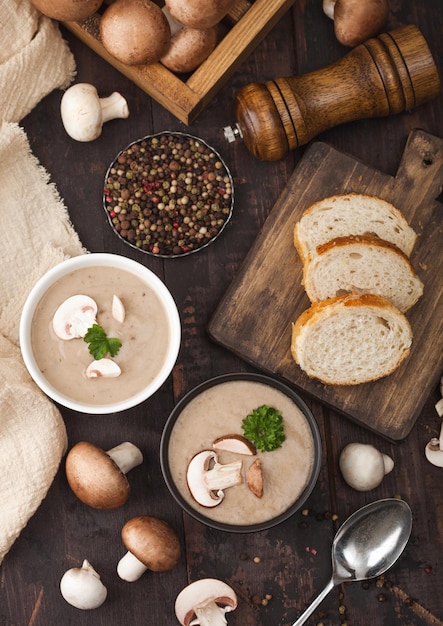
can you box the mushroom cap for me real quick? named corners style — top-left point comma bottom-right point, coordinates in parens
top-left (100, 0), bottom-right (171, 66)
top-left (66, 441), bottom-right (130, 509)
top-left (60, 559), bottom-right (107, 610)
top-left (339, 442), bottom-right (390, 491)
top-left (121, 516), bottom-right (181, 572)
top-left (161, 26), bottom-right (218, 73)
top-left (175, 578), bottom-right (237, 626)
top-left (165, 0), bottom-right (236, 29)
top-left (333, 0), bottom-right (390, 47)
top-left (30, 0), bottom-right (102, 21)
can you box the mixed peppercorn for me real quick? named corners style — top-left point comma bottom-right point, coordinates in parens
top-left (103, 133), bottom-right (234, 257)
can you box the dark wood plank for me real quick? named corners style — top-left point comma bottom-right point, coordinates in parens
top-left (208, 130), bottom-right (443, 440)
top-left (1, 1), bottom-right (443, 625)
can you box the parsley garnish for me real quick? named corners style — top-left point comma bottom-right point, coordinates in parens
top-left (242, 405), bottom-right (286, 452)
top-left (84, 324), bottom-right (122, 360)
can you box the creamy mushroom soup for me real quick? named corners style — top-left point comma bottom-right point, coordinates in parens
top-left (167, 380), bottom-right (315, 525)
top-left (31, 266), bottom-right (171, 405)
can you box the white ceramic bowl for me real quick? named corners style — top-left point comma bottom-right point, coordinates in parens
top-left (20, 253), bottom-right (181, 414)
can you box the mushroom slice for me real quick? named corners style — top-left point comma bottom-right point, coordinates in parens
top-left (212, 434), bottom-right (256, 455)
top-left (86, 358), bottom-right (121, 379)
top-left (52, 294), bottom-right (97, 340)
top-left (247, 458), bottom-right (263, 498)
top-left (175, 578), bottom-right (238, 626)
top-left (186, 450), bottom-right (242, 508)
top-left (425, 438), bottom-right (443, 467)
top-left (425, 421), bottom-right (443, 467)
top-left (112, 294), bottom-right (126, 323)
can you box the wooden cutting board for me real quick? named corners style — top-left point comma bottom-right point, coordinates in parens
top-left (208, 129), bottom-right (443, 441)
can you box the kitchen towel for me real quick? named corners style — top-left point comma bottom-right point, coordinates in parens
top-left (0, 0), bottom-right (84, 563)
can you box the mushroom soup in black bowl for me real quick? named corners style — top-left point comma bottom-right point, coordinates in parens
top-left (160, 373), bottom-right (321, 533)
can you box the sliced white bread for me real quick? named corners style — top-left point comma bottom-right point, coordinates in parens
top-left (302, 235), bottom-right (424, 312)
top-left (291, 293), bottom-right (412, 385)
top-left (294, 193), bottom-right (417, 262)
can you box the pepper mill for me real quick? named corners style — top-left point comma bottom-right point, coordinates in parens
top-left (226, 25), bottom-right (440, 161)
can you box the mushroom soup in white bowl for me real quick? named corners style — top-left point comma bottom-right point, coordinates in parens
top-left (20, 253), bottom-right (181, 414)
top-left (160, 373), bottom-right (321, 532)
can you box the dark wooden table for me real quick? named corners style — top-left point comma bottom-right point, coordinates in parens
top-left (2, 1), bottom-right (442, 625)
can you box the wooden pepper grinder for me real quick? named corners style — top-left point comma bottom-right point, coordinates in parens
top-left (227, 25), bottom-right (440, 161)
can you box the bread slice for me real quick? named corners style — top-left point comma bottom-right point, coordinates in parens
top-left (302, 235), bottom-right (424, 312)
top-left (291, 293), bottom-right (412, 385)
top-left (294, 194), bottom-right (417, 263)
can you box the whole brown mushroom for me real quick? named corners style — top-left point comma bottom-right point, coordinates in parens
top-left (323, 0), bottom-right (390, 47)
top-left (65, 441), bottom-right (143, 509)
top-left (30, 0), bottom-right (102, 21)
top-left (161, 26), bottom-right (218, 73)
top-left (165, 0), bottom-right (236, 29)
top-left (100, 0), bottom-right (171, 66)
top-left (117, 516), bottom-right (181, 582)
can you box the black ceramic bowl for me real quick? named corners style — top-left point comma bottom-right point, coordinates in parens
top-left (103, 132), bottom-right (234, 258)
top-left (160, 372), bottom-right (322, 533)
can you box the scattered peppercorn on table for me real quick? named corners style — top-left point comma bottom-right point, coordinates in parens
top-left (2, 1), bottom-right (443, 625)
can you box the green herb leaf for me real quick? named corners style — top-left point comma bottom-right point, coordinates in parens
top-left (84, 324), bottom-right (122, 360)
top-left (242, 405), bottom-right (286, 452)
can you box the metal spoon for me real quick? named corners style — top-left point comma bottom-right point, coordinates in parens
top-left (292, 498), bottom-right (412, 626)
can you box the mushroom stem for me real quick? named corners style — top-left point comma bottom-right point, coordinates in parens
top-left (117, 550), bottom-right (148, 582)
top-left (322, 0), bottom-right (336, 19)
top-left (193, 601), bottom-right (232, 625)
top-left (204, 460), bottom-right (243, 492)
top-left (106, 441), bottom-right (143, 474)
top-left (99, 91), bottom-right (130, 125)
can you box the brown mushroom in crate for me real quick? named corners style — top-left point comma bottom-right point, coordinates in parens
top-left (65, 441), bottom-right (143, 509)
top-left (322, 0), bottom-right (390, 47)
top-left (165, 0), bottom-right (237, 29)
top-left (117, 516), bottom-right (181, 582)
top-left (160, 25), bottom-right (218, 73)
top-left (175, 578), bottom-right (238, 626)
top-left (212, 434), bottom-right (256, 455)
top-left (100, 0), bottom-right (171, 66)
top-left (30, 0), bottom-right (102, 21)
top-left (186, 450), bottom-right (243, 508)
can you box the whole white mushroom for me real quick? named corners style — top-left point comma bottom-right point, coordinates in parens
top-left (60, 559), bottom-right (107, 609)
top-left (339, 442), bottom-right (394, 491)
top-left (60, 83), bottom-right (129, 142)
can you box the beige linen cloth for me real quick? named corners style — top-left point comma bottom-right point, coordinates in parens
top-left (0, 1), bottom-right (86, 563)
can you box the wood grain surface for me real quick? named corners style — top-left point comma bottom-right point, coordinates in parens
top-left (209, 129), bottom-right (443, 440)
top-left (1, 1), bottom-right (443, 625)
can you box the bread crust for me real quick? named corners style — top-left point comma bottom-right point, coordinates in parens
top-left (302, 234), bottom-right (424, 312)
top-left (291, 294), bottom-right (412, 385)
top-left (293, 193), bottom-right (417, 262)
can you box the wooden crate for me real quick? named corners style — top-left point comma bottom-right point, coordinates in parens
top-left (63, 0), bottom-right (296, 125)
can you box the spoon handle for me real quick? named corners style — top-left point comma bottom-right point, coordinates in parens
top-left (291, 578), bottom-right (335, 626)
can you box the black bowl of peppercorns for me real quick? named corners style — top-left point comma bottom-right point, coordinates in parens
top-left (103, 132), bottom-right (234, 258)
